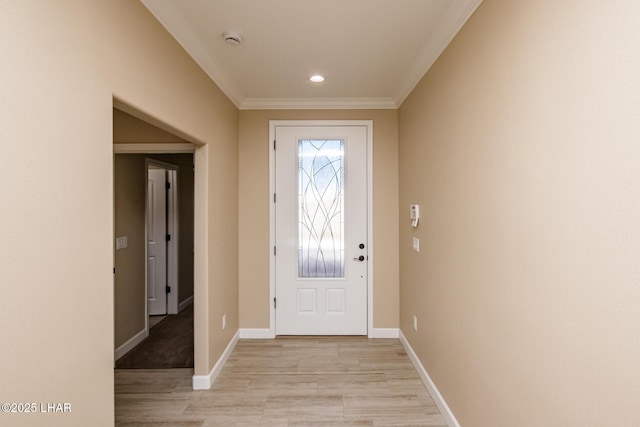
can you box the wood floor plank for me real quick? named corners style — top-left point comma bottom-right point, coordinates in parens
top-left (317, 373), bottom-right (388, 395)
top-left (288, 419), bottom-right (374, 427)
top-left (115, 337), bottom-right (446, 426)
top-left (262, 394), bottom-right (344, 419)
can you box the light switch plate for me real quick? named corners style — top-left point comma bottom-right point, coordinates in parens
top-left (116, 236), bottom-right (128, 250)
top-left (412, 237), bottom-right (420, 252)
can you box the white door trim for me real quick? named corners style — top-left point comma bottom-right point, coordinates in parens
top-left (166, 166), bottom-right (179, 315)
top-left (269, 120), bottom-right (374, 338)
top-left (145, 159), bottom-right (180, 325)
top-left (114, 143), bottom-right (195, 154)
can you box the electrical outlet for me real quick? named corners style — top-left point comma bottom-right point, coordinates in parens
top-left (413, 315), bottom-right (418, 331)
top-left (222, 314), bottom-right (226, 330)
top-left (412, 237), bottom-right (420, 252)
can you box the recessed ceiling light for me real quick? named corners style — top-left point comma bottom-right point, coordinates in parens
top-left (310, 75), bottom-right (325, 83)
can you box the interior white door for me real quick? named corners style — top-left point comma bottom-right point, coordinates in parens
top-left (275, 125), bottom-right (368, 335)
top-left (147, 168), bottom-right (167, 316)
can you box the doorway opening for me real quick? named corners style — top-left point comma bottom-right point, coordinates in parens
top-left (113, 105), bottom-right (196, 369)
top-left (147, 159), bottom-right (179, 318)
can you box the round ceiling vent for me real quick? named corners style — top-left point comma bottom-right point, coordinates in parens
top-left (223, 32), bottom-right (242, 46)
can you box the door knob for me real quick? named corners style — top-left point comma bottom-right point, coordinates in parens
top-left (353, 255), bottom-right (365, 262)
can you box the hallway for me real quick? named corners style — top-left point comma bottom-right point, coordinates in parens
top-left (115, 305), bottom-right (194, 369)
top-left (115, 337), bottom-right (446, 426)
top-left (5, 2), bottom-right (640, 425)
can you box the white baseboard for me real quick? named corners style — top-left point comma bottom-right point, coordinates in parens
top-left (192, 330), bottom-right (239, 390)
top-left (238, 328), bottom-right (397, 339)
top-left (399, 330), bottom-right (460, 427)
top-left (239, 328), bottom-right (276, 339)
top-left (371, 328), bottom-right (400, 338)
top-left (114, 328), bottom-right (147, 361)
top-left (178, 295), bottom-right (194, 312)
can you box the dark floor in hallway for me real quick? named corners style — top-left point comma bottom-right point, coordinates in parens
top-left (116, 305), bottom-right (193, 369)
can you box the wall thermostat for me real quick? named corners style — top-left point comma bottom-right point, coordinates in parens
top-left (410, 204), bottom-right (419, 227)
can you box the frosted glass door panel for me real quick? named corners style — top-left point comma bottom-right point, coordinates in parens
top-left (298, 139), bottom-right (344, 278)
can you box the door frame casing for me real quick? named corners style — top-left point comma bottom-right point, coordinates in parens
top-left (269, 120), bottom-right (374, 338)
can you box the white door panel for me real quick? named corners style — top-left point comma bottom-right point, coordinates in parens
top-left (275, 125), bottom-right (368, 335)
top-left (147, 168), bottom-right (167, 315)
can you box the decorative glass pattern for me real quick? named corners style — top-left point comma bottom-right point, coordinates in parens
top-left (298, 139), bottom-right (345, 278)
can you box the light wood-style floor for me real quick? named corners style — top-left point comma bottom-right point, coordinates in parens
top-left (115, 337), bottom-right (446, 426)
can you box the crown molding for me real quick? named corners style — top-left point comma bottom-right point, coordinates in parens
top-left (239, 97), bottom-right (398, 110)
top-left (394, 0), bottom-right (483, 107)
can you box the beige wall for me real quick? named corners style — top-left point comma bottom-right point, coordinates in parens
top-left (398, 0), bottom-right (640, 425)
top-left (113, 153), bottom-right (195, 349)
top-left (114, 108), bottom-right (188, 143)
top-left (0, 1), bottom-right (238, 425)
top-left (239, 110), bottom-right (399, 330)
top-left (113, 155), bottom-right (146, 348)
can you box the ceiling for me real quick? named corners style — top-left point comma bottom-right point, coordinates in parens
top-left (142, 0), bottom-right (482, 110)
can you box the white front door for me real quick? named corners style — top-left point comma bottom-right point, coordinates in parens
top-left (147, 168), bottom-right (167, 315)
top-left (275, 124), bottom-right (368, 335)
